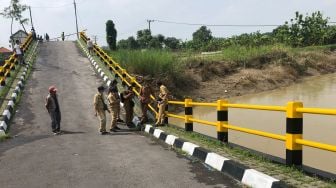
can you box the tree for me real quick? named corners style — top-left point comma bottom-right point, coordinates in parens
top-left (148, 37), bottom-right (162, 49)
top-left (272, 11), bottom-right (330, 46)
top-left (1, 0), bottom-right (29, 45)
top-left (192, 26), bottom-right (213, 44)
top-left (136, 29), bottom-right (152, 48)
top-left (164, 37), bottom-right (181, 49)
top-left (118, 36), bottom-right (139, 49)
top-left (106, 20), bottom-right (117, 50)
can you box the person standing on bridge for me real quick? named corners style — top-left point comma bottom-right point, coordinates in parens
top-left (109, 80), bottom-right (124, 123)
top-left (61, 32), bottom-right (65, 41)
top-left (94, 86), bottom-right (110, 135)
top-left (14, 40), bottom-right (25, 65)
top-left (155, 81), bottom-right (169, 126)
top-left (139, 81), bottom-right (153, 124)
top-left (107, 86), bottom-right (120, 132)
top-left (45, 86), bottom-right (61, 135)
top-left (122, 86), bottom-right (135, 127)
top-left (87, 38), bottom-right (94, 55)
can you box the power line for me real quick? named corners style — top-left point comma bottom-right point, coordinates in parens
top-left (30, 0), bottom-right (87, 9)
top-left (152, 19), bottom-right (336, 27)
top-left (152, 19), bottom-right (281, 27)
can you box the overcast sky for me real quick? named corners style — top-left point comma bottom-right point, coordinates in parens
top-left (1, 0), bottom-right (336, 48)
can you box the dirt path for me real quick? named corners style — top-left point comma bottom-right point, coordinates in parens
top-left (0, 41), bottom-right (239, 188)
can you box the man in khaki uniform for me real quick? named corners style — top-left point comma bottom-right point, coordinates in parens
top-left (107, 87), bottom-right (120, 132)
top-left (139, 82), bottom-right (153, 124)
top-left (122, 86), bottom-right (135, 126)
top-left (94, 86), bottom-right (109, 135)
top-left (155, 81), bottom-right (169, 126)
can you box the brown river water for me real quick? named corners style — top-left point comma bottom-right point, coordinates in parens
top-left (170, 74), bottom-right (336, 174)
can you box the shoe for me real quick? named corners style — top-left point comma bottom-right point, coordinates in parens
top-left (127, 123), bottom-right (135, 128)
top-left (100, 131), bottom-right (109, 135)
top-left (110, 128), bottom-right (117, 132)
top-left (115, 127), bottom-right (121, 130)
top-left (117, 119), bottom-right (124, 123)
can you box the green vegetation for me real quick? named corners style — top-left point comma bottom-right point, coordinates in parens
top-left (108, 49), bottom-right (179, 76)
top-left (0, 134), bottom-right (11, 142)
top-left (117, 11), bottom-right (336, 51)
top-left (159, 125), bottom-right (336, 187)
top-left (0, 0), bottom-right (29, 46)
top-left (106, 20), bottom-right (117, 50)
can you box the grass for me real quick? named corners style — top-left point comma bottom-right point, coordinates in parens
top-left (159, 125), bottom-right (336, 188)
top-left (107, 49), bottom-right (183, 77)
top-left (0, 134), bottom-right (11, 142)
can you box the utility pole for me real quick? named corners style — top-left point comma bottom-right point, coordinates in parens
top-left (147, 19), bottom-right (154, 33)
top-left (29, 6), bottom-right (34, 29)
top-left (92, 35), bottom-right (97, 44)
top-left (73, 0), bottom-right (79, 39)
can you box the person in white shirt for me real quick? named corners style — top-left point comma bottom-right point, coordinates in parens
top-left (14, 40), bottom-right (25, 65)
top-left (87, 38), bottom-right (94, 55)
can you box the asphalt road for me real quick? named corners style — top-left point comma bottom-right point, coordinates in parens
top-left (0, 41), bottom-right (239, 188)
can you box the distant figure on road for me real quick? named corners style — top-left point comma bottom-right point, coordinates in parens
top-left (87, 38), bottom-right (94, 55)
top-left (31, 27), bottom-right (36, 40)
top-left (139, 81), bottom-right (153, 124)
top-left (45, 33), bottom-right (50, 42)
top-left (107, 86), bottom-right (121, 132)
top-left (45, 86), bottom-right (61, 135)
top-left (94, 86), bottom-right (110, 135)
top-left (14, 40), bottom-right (25, 65)
top-left (122, 86), bottom-right (135, 127)
top-left (61, 32), bottom-right (65, 41)
top-left (155, 81), bottom-right (169, 126)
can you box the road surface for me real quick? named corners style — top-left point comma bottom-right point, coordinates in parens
top-left (0, 41), bottom-right (239, 188)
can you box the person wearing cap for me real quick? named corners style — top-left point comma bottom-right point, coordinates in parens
top-left (45, 86), bottom-right (61, 134)
top-left (94, 86), bottom-right (110, 135)
top-left (155, 81), bottom-right (169, 126)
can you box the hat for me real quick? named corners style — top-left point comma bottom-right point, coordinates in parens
top-left (97, 85), bottom-right (105, 91)
top-left (49, 86), bottom-right (57, 93)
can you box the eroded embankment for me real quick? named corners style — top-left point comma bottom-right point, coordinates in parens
top-left (174, 49), bottom-right (336, 101)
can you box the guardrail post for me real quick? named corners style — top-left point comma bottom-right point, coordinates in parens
top-left (184, 98), bottom-right (193, 131)
top-left (217, 99), bottom-right (228, 142)
top-left (164, 103), bottom-right (168, 124)
top-left (286, 101), bottom-right (303, 166)
top-left (121, 69), bottom-right (126, 86)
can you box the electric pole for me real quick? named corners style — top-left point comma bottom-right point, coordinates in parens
top-left (29, 6), bottom-right (34, 29)
top-left (73, 0), bottom-right (79, 39)
top-left (147, 19), bottom-right (154, 33)
top-left (92, 35), bottom-right (97, 44)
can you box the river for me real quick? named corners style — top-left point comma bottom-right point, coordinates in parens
top-left (170, 73), bottom-right (336, 174)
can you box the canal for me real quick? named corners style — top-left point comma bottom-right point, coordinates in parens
top-left (170, 73), bottom-right (336, 174)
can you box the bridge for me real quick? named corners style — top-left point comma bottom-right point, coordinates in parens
top-left (0, 33), bottom-right (335, 188)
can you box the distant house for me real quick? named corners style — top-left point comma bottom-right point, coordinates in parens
top-left (10, 30), bottom-right (28, 46)
top-left (0, 47), bottom-right (13, 65)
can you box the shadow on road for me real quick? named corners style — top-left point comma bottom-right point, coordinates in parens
top-left (60, 130), bottom-right (86, 135)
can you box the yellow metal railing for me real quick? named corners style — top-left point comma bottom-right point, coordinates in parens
top-left (167, 99), bottom-right (336, 166)
top-left (79, 32), bottom-right (158, 115)
top-left (0, 33), bottom-right (33, 86)
top-left (79, 31), bottom-right (336, 166)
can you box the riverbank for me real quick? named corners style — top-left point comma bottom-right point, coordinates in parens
top-left (106, 44), bottom-right (336, 101)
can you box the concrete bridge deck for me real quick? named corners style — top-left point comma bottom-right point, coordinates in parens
top-left (0, 41), bottom-right (238, 188)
